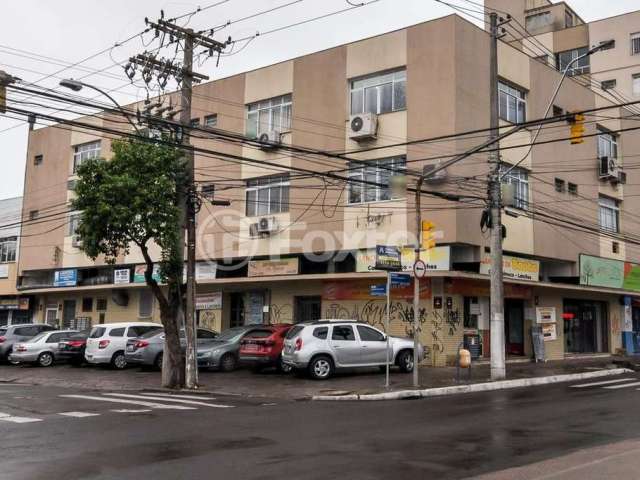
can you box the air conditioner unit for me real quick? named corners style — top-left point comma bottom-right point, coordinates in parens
top-left (598, 156), bottom-right (618, 179)
top-left (423, 162), bottom-right (448, 184)
top-left (349, 113), bottom-right (378, 141)
top-left (71, 234), bottom-right (82, 248)
top-left (257, 130), bottom-right (281, 150)
top-left (249, 216), bottom-right (278, 237)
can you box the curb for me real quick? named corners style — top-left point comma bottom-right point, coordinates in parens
top-left (312, 368), bottom-right (634, 401)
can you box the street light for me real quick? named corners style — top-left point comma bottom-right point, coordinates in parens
top-left (59, 78), bottom-right (141, 134)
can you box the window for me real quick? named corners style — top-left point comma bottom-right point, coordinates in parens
top-left (565, 11), bottom-right (574, 28)
top-left (73, 140), bottom-right (101, 173)
top-left (357, 325), bottom-right (385, 342)
top-left (190, 118), bottom-right (200, 128)
top-left (34, 154), bottom-right (43, 166)
top-left (204, 114), bottom-right (218, 127)
top-left (82, 297), bottom-right (93, 313)
top-left (29, 210), bottom-right (39, 220)
top-left (556, 47), bottom-right (590, 76)
top-left (631, 33), bottom-right (640, 56)
top-left (313, 327), bottom-right (328, 339)
top-left (47, 332), bottom-right (65, 344)
top-left (201, 183), bottom-right (215, 198)
top-left (613, 241), bottom-right (620, 254)
top-left (498, 81), bottom-right (526, 123)
top-left (110, 327), bottom-right (125, 337)
top-left (568, 182), bottom-right (578, 195)
top-left (350, 69), bottom-right (406, 115)
top-left (463, 297), bottom-right (479, 329)
top-left (601, 79), bottom-right (617, 90)
top-left (348, 156), bottom-right (406, 204)
top-left (555, 178), bottom-right (566, 193)
top-left (246, 94), bottom-right (292, 138)
top-left (139, 290), bottom-right (154, 318)
top-left (633, 74), bottom-right (640, 96)
top-left (90, 327), bottom-right (106, 338)
top-left (599, 195), bottom-right (620, 233)
top-left (331, 325), bottom-right (355, 341)
top-left (68, 214), bottom-right (81, 237)
top-left (552, 105), bottom-right (564, 117)
top-left (96, 298), bottom-right (107, 311)
top-left (0, 237), bottom-right (17, 263)
top-left (525, 11), bottom-right (552, 32)
top-left (598, 130), bottom-right (618, 160)
top-left (500, 165), bottom-right (529, 210)
top-left (245, 174), bottom-right (290, 216)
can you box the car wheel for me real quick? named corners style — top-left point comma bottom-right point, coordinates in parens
top-left (155, 353), bottom-right (163, 371)
top-left (38, 352), bottom-right (54, 368)
top-left (308, 355), bottom-right (334, 380)
top-left (277, 355), bottom-right (293, 374)
top-left (397, 350), bottom-right (414, 373)
top-left (220, 353), bottom-right (237, 372)
top-left (111, 351), bottom-right (127, 370)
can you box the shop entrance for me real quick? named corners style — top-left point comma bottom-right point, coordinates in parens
top-left (294, 296), bottom-right (321, 323)
top-left (563, 300), bottom-right (609, 353)
top-left (62, 300), bottom-right (76, 329)
top-left (505, 299), bottom-right (525, 356)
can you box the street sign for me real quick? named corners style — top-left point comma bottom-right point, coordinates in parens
top-left (390, 272), bottom-right (411, 287)
top-left (370, 284), bottom-right (387, 297)
top-left (375, 245), bottom-right (402, 271)
top-left (413, 259), bottom-right (427, 278)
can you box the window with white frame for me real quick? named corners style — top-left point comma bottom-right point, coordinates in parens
top-left (631, 33), bottom-right (640, 55)
top-left (68, 214), bottom-right (81, 237)
top-left (245, 174), bottom-right (290, 217)
top-left (498, 81), bottom-right (526, 123)
top-left (0, 237), bottom-right (17, 263)
top-left (204, 114), bottom-right (218, 127)
top-left (246, 95), bottom-right (292, 138)
top-left (599, 195), bottom-right (620, 233)
top-left (350, 69), bottom-right (406, 115)
top-left (73, 140), bottom-right (101, 173)
top-left (598, 130), bottom-right (618, 160)
top-left (633, 74), bottom-right (640, 96)
top-left (348, 156), bottom-right (406, 204)
top-left (500, 165), bottom-right (529, 210)
top-left (556, 47), bottom-right (590, 76)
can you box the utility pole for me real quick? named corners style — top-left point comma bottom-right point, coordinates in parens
top-left (129, 16), bottom-right (229, 389)
top-left (412, 176), bottom-right (423, 388)
top-left (488, 12), bottom-right (505, 381)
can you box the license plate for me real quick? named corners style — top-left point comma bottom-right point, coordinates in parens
top-left (245, 344), bottom-right (259, 352)
top-left (126, 345), bottom-right (135, 352)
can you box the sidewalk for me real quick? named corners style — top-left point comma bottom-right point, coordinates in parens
top-left (0, 354), bottom-right (634, 401)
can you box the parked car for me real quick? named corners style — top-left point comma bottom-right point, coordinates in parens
top-left (9, 330), bottom-right (78, 367)
top-left (85, 322), bottom-right (162, 369)
top-left (125, 327), bottom-right (219, 369)
top-left (57, 329), bottom-right (91, 365)
top-left (197, 325), bottom-right (266, 372)
top-left (239, 324), bottom-right (294, 373)
top-left (0, 324), bottom-right (57, 362)
top-left (282, 320), bottom-right (424, 380)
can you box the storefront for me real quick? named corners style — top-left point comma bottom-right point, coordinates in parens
top-left (0, 297), bottom-right (32, 326)
top-left (563, 300), bottom-right (609, 354)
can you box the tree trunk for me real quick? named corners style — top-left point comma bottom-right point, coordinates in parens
top-left (159, 301), bottom-right (185, 389)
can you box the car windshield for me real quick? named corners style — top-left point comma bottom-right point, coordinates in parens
top-left (216, 327), bottom-right (249, 342)
top-left (27, 332), bottom-right (48, 343)
top-left (285, 325), bottom-right (304, 339)
top-left (89, 327), bottom-right (106, 339)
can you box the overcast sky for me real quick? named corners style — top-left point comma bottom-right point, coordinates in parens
top-left (0, 0), bottom-right (638, 200)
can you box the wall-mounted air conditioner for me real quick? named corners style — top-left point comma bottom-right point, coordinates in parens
top-left (349, 113), bottom-right (378, 141)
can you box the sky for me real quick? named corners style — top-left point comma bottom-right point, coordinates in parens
top-left (0, 0), bottom-right (638, 200)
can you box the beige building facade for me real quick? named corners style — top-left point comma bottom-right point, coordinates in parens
top-left (15, 12), bottom-right (640, 365)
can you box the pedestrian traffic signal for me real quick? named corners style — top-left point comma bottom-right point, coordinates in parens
top-left (569, 113), bottom-right (585, 145)
top-left (421, 220), bottom-right (436, 250)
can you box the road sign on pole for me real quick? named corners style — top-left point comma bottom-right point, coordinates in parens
top-left (390, 272), bottom-right (411, 287)
top-left (375, 245), bottom-right (402, 271)
top-left (370, 285), bottom-right (387, 297)
top-left (413, 259), bottom-right (427, 278)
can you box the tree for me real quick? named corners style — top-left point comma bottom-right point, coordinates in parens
top-left (72, 138), bottom-right (188, 388)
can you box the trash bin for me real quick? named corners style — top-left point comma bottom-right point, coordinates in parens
top-left (463, 334), bottom-right (482, 360)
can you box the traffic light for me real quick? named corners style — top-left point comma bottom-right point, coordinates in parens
top-left (569, 113), bottom-right (585, 145)
top-left (421, 220), bottom-right (436, 250)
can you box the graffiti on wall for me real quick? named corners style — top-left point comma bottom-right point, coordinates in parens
top-left (270, 304), bottom-right (293, 323)
top-left (325, 300), bottom-right (428, 336)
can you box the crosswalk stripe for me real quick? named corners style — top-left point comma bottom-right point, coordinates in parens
top-left (104, 393), bottom-right (233, 408)
top-left (138, 392), bottom-right (216, 401)
top-left (571, 378), bottom-right (637, 388)
top-left (0, 416), bottom-right (42, 423)
top-left (111, 409), bottom-right (152, 413)
top-left (58, 412), bottom-right (101, 418)
top-left (603, 381), bottom-right (640, 389)
top-left (60, 394), bottom-right (196, 410)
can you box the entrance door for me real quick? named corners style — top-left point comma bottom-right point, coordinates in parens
top-left (294, 296), bottom-right (321, 323)
top-left (230, 293), bottom-right (245, 328)
top-left (62, 300), bottom-right (76, 329)
top-left (505, 299), bottom-right (525, 356)
top-left (45, 308), bottom-right (58, 327)
top-left (564, 301), bottom-right (600, 353)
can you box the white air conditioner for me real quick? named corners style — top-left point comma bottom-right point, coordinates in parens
top-left (71, 234), bottom-right (82, 248)
top-left (349, 113), bottom-right (378, 141)
top-left (598, 156), bottom-right (618, 179)
top-left (249, 217), bottom-right (279, 236)
top-left (257, 130), bottom-right (281, 149)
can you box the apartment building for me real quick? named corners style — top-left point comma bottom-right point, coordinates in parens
top-left (16, 12), bottom-right (640, 366)
top-left (0, 196), bottom-right (28, 325)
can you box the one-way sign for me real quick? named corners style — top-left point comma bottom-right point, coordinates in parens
top-left (413, 259), bottom-right (427, 278)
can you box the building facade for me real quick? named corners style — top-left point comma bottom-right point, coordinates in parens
top-left (16, 9), bottom-right (640, 366)
top-left (0, 196), bottom-right (29, 325)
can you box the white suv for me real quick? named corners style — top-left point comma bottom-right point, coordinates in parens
top-left (85, 322), bottom-right (162, 369)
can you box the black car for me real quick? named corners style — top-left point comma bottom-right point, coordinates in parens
top-left (57, 329), bottom-right (91, 365)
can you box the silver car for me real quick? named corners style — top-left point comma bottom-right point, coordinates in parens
top-left (0, 324), bottom-right (57, 362)
top-left (9, 330), bottom-right (78, 367)
top-left (197, 325), bottom-right (263, 372)
top-left (281, 320), bottom-right (424, 380)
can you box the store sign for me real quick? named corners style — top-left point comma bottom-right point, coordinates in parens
top-left (542, 323), bottom-right (557, 342)
top-left (323, 279), bottom-right (431, 301)
top-left (133, 264), bottom-right (161, 283)
top-left (374, 245), bottom-right (402, 271)
top-left (579, 254), bottom-right (640, 292)
top-left (113, 269), bottom-right (131, 285)
top-left (195, 292), bottom-right (222, 310)
top-left (0, 297), bottom-right (28, 310)
top-left (357, 247), bottom-right (451, 274)
top-left (536, 307), bottom-right (556, 324)
top-left (54, 269), bottom-right (77, 287)
top-left (480, 254), bottom-right (540, 282)
top-left (0, 264), bottom-right (8, 279)
top-left (248, 258), bottom-right (299, 277)
top-left (196, 262), bottom-right (217, 281)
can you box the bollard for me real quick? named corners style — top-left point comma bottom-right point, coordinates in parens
top-left (456, 342), bottom-right (472, 383)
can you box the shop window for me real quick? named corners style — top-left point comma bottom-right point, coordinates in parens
top-left (463, 297), bottom-right (479, 329)
top-left (82, 297), bottom-right (93, 312)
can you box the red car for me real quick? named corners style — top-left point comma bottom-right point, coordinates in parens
top-left (239, 324), bottom-right (293, 373)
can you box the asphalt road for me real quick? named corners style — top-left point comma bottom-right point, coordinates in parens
top-left (1, 374), bottom-right (640, 479)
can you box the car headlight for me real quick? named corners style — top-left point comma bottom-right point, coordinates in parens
top-left (199, 351), bottom-right (212, 358)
